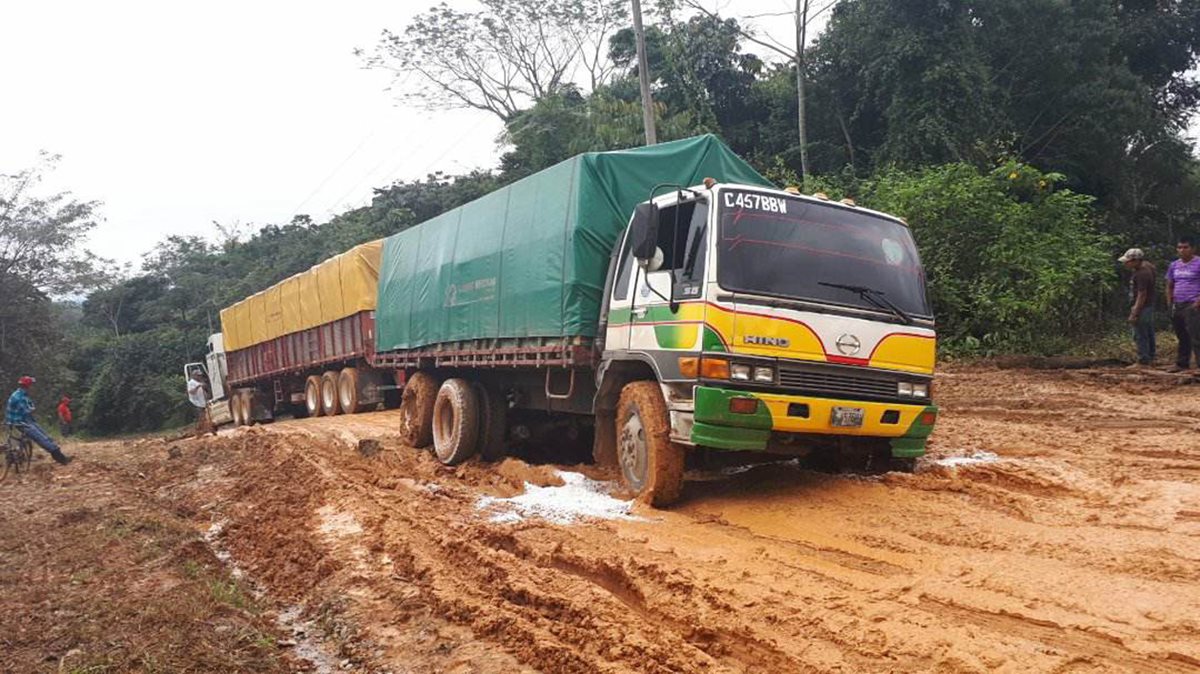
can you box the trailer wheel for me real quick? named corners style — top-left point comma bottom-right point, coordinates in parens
top-left (231, 393), bottom-right (246, 426)
top-left (239, 391), bottom-right (255, 426)
top-left (338, 368), bottom-right (366, 414)
top-left (304, 376), bottom-right (324, 417)
top-left (616, 381), bottom-right (685, 507)
top-left (432, 379), bottom-right (480, 465)
top-left (320, 371), bottom-right (341, 416)
top-left (398, 371), bottom-right (439, 448)
top-left (472, 382), bottom-right (507, 461)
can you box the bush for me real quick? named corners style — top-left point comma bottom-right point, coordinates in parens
top-left (818, 161), bottom-right (1114, 355)
top-left (79, 327), bottom-right (206, 434)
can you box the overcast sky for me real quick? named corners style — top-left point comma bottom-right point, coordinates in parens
top-left (1, 1), bottom-right (1194, 267)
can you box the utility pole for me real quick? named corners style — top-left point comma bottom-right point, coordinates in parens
top-left (795, 0), bottom-right (811, 189)
top-left (631, 0), bottom-right (657, 145)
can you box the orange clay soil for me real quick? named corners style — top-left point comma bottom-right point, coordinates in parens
top-left (7, 364), bottom-right (1200, 673)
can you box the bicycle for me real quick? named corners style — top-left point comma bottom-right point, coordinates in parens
top-left (3, 425), bottom-right (34, 480)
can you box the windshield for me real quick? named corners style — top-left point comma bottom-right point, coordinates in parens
top-left (716, 189), bottom-right (931, 317)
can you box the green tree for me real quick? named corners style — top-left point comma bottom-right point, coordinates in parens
top-left (800, 0), bottom-right (1200, 244)
top-left (0, 153), bottom-right (101, 413)
top-left (78, 328), bottom-right (203, 434)
top-left (500, 87), bottom-right (697, 176)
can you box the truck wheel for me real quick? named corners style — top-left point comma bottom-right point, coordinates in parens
top-left (616, 381), bottom-right (685, 506)
top-left (432, 378), bottom-right (480, 465)
top-left (321, 371), bottom-right (341, 416)
top-left (304, 376), bottom-right (324, 417)
top-left (472, 382), bottom-right (507, 461)
top-left (338, 367), bottom-right (364, 414)
top-left (398, 372), bottom-right (439, 448)
top-left (240, 391), bottom-right (255, 426)
top-left (231, 393), bottom-right (246, 426)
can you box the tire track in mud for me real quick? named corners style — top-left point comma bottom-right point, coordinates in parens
top-left (287, 434), bottom-right (930, 674)
top-left (918, 597), bottom-right (1200, 673)
top-left (684, 514), bottom-right (909, 578)
top-left (335, 462), bottom-right (824, 673)
top-left (301, 453), bottom-right (738, 672)
top-left (543, 554), bottom-right (820, 674)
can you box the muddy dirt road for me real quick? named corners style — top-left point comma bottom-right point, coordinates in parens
top-left (4, 365), bottom-right (1200, 673)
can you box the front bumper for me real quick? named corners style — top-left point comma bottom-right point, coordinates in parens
top-left (690, 385), bottom-right (937, 457)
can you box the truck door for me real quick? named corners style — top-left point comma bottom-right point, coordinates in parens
top-left (205, 334), bottom-right (228, 401)
top-left (630, 196), bottom-right (710, 353)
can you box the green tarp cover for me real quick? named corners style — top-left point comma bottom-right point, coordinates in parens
top-left (375, 134), bottom-right (772, 352)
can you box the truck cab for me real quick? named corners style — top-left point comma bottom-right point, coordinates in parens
top-left (597, 182), bottom-right (937, 498)
top-left (183, 333), bottom-right (234, 427)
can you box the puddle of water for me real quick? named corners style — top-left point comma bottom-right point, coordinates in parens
top-left (927, 451), bottom-right (1002, 468)
top-left (476, 470), bottom-right (642, 525)
top-left (276, 606), bottom-right (339, 674)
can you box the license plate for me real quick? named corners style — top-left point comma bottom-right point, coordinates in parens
top-left (830, 406), bottom-right (865, 428)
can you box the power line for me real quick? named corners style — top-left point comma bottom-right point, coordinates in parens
top-left (320, 115), bottom-right (491, 219)
top-left (288, 129), bottom-right (378, 219)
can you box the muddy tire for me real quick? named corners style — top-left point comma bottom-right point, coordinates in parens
top-left (338, 367), bottom-right (365, 414)
top-left (889, 457), bottom-right (917, 473)
top-left (320, 371), bottom-right (341, 416)
top-left (239, 391), bottom-right (255, 426)
top-left (472, 382), bottom-right (507, 461)
top-left (230, 393), bottom-right (245, 426)
top-left (432, 379), bottom-right (479, 465)
top-left (398, 371), bottom-right (439, 448)
top-left (616, 381), bottom-right (685, 507)
top-left (304, 375), bottom-right (324, 418)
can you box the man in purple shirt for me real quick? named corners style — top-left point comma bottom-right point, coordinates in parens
top-left (1166, 235), bottom-right (1200, 371)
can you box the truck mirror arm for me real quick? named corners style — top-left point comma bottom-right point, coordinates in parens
top-left (634, 259), bottom-right (675, 310)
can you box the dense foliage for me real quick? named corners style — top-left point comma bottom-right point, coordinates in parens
top-left (5, 0), bottom-right (1198, 433)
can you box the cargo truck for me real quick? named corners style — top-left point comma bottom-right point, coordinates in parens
top-left (186, 135), bottom-right (938, 505)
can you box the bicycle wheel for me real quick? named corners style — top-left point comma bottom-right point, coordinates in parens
top-left (19, 439), bottom-right (33, 471)
top-left (2, 442), bottom-right (18, 480)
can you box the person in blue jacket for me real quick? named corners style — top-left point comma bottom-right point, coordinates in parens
top-left (6, 376), bottom-right (72, 465)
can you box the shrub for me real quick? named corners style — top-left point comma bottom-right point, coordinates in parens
top-left (79, 327), bottom-right (205, 434)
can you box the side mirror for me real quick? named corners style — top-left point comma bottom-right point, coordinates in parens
top-left (629, 202), bottom-right (659, 261)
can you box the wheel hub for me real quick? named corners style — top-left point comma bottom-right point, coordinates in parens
top-left (618, 413), bottom-right (647, 490)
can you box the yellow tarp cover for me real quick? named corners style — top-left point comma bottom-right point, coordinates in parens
top-left (249, 292), bottom-right (268, 345)
top-left (280, 275), bottom-right (302, 335)
top-left (218, 240), bottom-right (383, 351)
top-left (218, 305), bottom-right (241, 352)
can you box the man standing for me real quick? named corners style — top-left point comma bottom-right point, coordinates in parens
top-left (1119, 248), bottom-right (1156, 366)
top-left (1166, 235), bottom-right (1200, 372)
top-left (57, 395), bottom-right (73, 436)
top-left (187, 369), bottom-right (215, 437)
top-left (6, 377), bottom-right (72, 465)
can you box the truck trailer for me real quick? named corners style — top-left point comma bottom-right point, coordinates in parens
top-left (187, 135), bottom-right (938, 505)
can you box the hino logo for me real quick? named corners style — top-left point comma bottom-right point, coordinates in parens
top-left (835, 334), bottom-right (862, 356)
top-left (744, 335), bottom-right (790, 348)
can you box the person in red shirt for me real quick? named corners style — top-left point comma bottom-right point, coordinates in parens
top-left (57, 396), bottom-right (73, 436)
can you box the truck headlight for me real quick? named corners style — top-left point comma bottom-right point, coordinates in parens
top-left (898, 382), bottom-right (913, 396)
top-left (753, 366), bottom-right (774, 383)
top-left (730, 364), bottom-right (751, 381)
top-left (912, 383), bottom-right (928, 398)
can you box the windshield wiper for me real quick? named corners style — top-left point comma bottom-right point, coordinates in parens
top-left (818, 281), bottom-right (913, 325)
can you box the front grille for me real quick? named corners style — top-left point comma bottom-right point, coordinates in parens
top-left (777, 364), bottom-right (909, 401)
